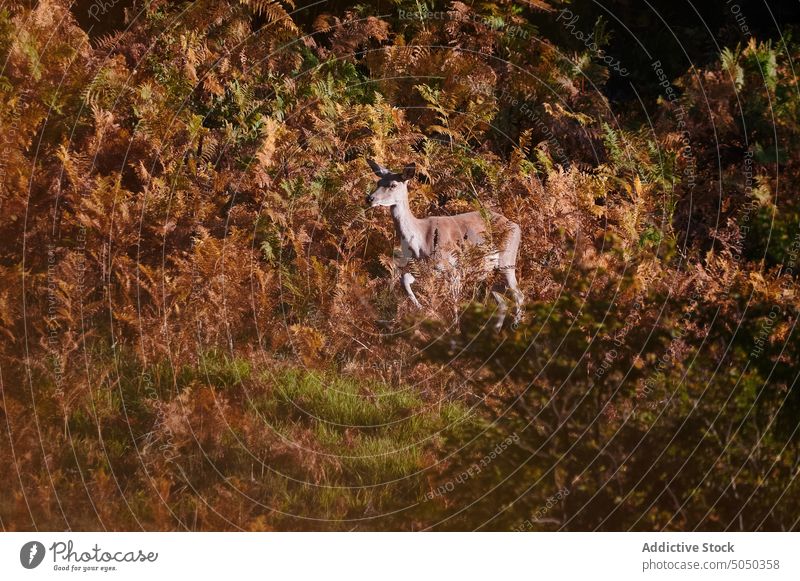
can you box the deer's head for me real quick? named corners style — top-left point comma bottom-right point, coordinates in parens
top-left (365, 159), bottom-right (416, 208)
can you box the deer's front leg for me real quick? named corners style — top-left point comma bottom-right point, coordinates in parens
top-left (402, 272), bottom-right (422, 308)
top-left (396, 239), bottom-right (421, 308)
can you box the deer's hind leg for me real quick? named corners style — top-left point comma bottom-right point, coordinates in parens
top-left (502, 268), bottom-right (524, 325)
top-left (491, 291), bottom-right (508, 331)
top-left (499, 222), bottom-right (524, 325)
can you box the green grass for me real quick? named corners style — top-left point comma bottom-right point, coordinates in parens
top-left (250, 369), bottom-right (470, 488)
top-left (268, 369), bottom-right (434, 428)
top-left (16, 350), bottom-right (475, 530)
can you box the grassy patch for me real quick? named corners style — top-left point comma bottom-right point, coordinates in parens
top-left (5, 351), bottom-right (473, 530)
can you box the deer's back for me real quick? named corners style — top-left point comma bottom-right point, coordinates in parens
top-left (423, 211), bottom-right (513, 255)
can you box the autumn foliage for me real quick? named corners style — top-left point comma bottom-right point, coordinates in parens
top-left (1, 0), bottom-right (799, 530)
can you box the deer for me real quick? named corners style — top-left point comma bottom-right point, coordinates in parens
top-left (365, 159), bottom-right (524, 329)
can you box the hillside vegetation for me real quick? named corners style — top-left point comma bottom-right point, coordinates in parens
top-left (1, 0), bottom-right (799, 530)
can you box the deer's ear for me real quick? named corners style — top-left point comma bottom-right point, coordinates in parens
top-left (402, 163), bottom-right (416, 182)
top-left (367, 158), bottom-right (390, 177)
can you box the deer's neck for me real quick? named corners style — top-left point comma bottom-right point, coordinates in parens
top-left (391, 199), bottom-right (426, 258)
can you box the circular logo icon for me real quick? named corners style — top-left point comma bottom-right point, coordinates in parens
top-left (20, 541), bottom-right (46, 569)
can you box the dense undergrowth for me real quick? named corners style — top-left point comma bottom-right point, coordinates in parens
top-left (1, 0), bottom-right (799, 530)
top-left (3, 350), bottom-right (470, 530)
